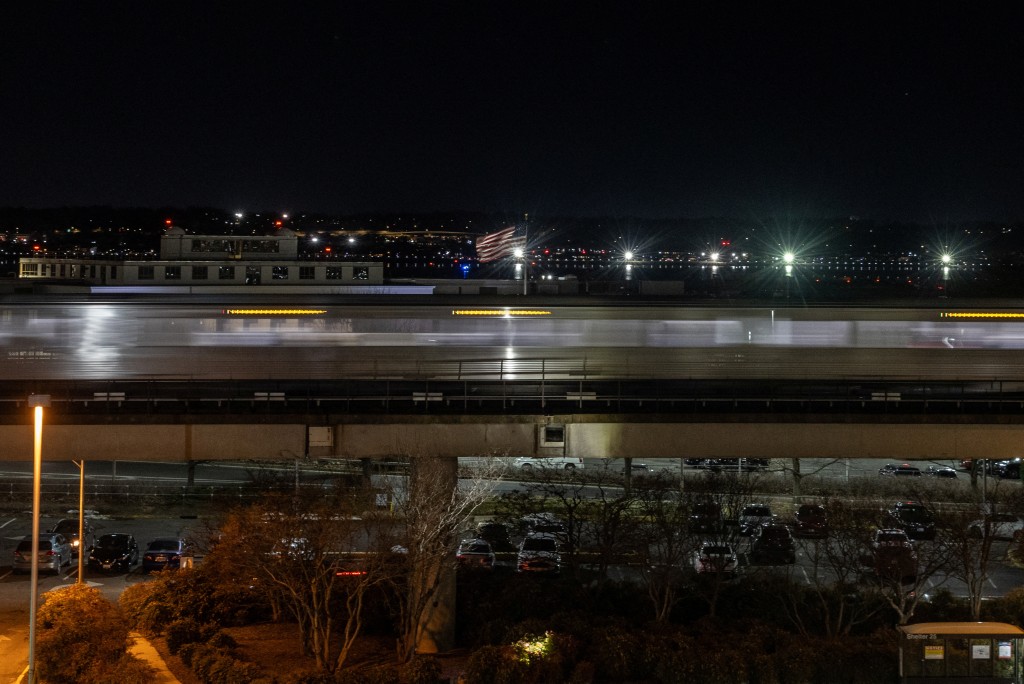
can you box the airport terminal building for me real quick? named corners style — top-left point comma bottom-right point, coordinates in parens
top-left (17, 227), bottom-right (385, 288)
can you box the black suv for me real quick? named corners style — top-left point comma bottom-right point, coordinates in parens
top-left (886, 501), bottom-right (936, 541)
top-left (750, 523), bottom-right (796, 564)
top-left (689, 501), bottom-right (724, 533)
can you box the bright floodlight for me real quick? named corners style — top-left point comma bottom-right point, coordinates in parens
top-left (941, 253), bottom-right (952, 265)
top-left (513, 247), bottom-right (525, 259)
top-left (710, 252), bottom-right (720, 262)
top-left (234, 212), bottom-right (244, 219)
top-left (624, 251), bottom-right (634, 261)
top-left (783, 252), bottom-right (795, 264)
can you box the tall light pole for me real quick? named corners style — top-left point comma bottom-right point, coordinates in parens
top-left (27, 394), bottom-right (50, 684)
top-left (73, 459), bottom-right (85, 584)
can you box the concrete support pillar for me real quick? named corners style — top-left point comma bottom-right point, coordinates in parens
top-left (410, 456), bottom-right (458, 654)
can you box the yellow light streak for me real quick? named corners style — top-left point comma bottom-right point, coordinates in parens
top-left (452, 309), bottom-right (552, 316)
top-left (940, 312), bottom-right (1024, 319)
top-left (223, 309), bottom-right (327, 315)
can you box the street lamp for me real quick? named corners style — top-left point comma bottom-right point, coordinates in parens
top-left (73, 460), bottom-right (85, 584)
top-left (27, 394), bottom-right (50, 684)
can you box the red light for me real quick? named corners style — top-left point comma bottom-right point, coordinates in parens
top-left (165, 219), bottom-right (172, 226)
top-left (336, 570), bottom-right (367, 577)
top-left (274, 220), bottom-right (283, 227)
top-left (543, 249), bottom-right (549, 254)
top-left (581, 249), bottom-right (586, 254)
top-left (32, 245), bottom-right (40, 251)
top-left (325, 247), bottom-right (332, 253)
top-left (721, 239), bottom-right (731, 247)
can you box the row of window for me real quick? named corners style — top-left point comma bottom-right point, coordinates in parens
top-left (136, 265), bottom-right (370, 281)
top-left (21, 263), bottom-right (118, 279)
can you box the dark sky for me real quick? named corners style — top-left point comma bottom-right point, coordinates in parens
top-left (3, 4), bottom-right (1024, 222)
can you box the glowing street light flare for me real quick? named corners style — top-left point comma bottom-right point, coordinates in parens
top-left (783, 252), bottom-right (795, 264)
top-left (623, 251), bottom-right (634, 261)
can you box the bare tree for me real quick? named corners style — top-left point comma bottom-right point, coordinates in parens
top-left (389, 455), bottom-right (502, 662)
top-left (631, 480), bottom-right (702, 622)
top-left (783, 497), bottom-right (885, 638)
top-left (942, 485), bottom-right (1024, 620)
top-left (209, 487), bottom-right (400, 672)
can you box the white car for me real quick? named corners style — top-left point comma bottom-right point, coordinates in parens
top-left (967, 513), bottom-right (1024, 541)
top-left (693, 541), bottom-right (738, 576)
top-left (513, 456), bottom-right (584, 470)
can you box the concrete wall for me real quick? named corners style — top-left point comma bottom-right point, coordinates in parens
top-left (0, 424), bottom-right (306, 462)
top-left (0, 417), bottom-right (1021, 462)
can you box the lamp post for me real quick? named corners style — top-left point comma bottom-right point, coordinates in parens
top-left (27, 394), bottom-right (50, 684)
top-left (73, 459), bottom-right (85, 584)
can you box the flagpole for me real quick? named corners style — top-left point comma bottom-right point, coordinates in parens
top-left (522, 215), bottom-right (528, 296)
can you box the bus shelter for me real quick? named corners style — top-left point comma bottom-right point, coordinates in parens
top-left (899, 622), bottom-right (1024, 684)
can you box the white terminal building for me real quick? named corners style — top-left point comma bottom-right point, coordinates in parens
top-left (17, 227), bottom-right (387, 290)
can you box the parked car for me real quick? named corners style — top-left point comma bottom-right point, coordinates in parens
top-left (49, 518), bottom-right (96, 557)
top-left (924, 465), bottom-right (958, 479)
top-left (619, 462), bottom-right (650, 475)
top-left (13, 534), bottom-right (72, 574)
top-left (886, 501), bottom-right (937, 541)
top-left (689, 501), bottom-right (724, 533)
top-left (991, 459), bottom-right (1022, 480)
top-left (967, 513), bottom-right (1024, 541)
top-left (88, 533), bottom-right (139, 573)
top-left (750, 523), bottom-right (796, 564)
top-left (878, 463), bottom-right (922, 477)
top-left (521, 512), bottom-right (566, 536)
top-left (512, 456), bottom-right (584, 471)
top-left (142, 538), bottom-right (190, 572)
top-left (475, 521), bottom-right (514, 552)
top-left (738, 503), bottom-right (776, 535)
top-left (865, 529), bottom-right (918, 583)
top-left (456, 539), bottom-right (496, 570)
top-left (693, 541), bottom-right (738, 576)
top-left (794, 504), bottom-right (828, 538)
top-left (516, 534), bottom-right (561, 574)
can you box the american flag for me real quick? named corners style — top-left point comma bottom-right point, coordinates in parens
top-left (475, 226), bottom-right (527, 263)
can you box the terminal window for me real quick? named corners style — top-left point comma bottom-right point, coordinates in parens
top-left (352, 266), bottom-right (369, 280)
top-left (164, 266), bottom-right (181, 280)
top-left (191, 266), bottom-right (208, 280)
top-left (218, 266), bottom-right (235, 280)
top-left (326, 267), bottom-right (343, 280)
top-left (299, 266), bottom-right (315, 280)
top-left (272, 266), bottom-right (289, 280)
top-left (138, 266), bottom-right (155, 280)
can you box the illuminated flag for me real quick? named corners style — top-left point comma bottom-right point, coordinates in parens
top-left (476, 226), bottom-right (527, 263)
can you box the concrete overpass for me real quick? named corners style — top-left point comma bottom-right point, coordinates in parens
top-left (1, 412), bottom-right (1021, 463)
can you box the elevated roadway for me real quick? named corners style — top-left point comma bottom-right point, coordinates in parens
top-left (2, 295), bottom-right (1024, 463)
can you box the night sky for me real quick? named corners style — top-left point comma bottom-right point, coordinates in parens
top-left (3, 4), bottom-right (1024, 223)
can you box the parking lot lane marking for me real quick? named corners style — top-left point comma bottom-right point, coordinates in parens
top-left (800, 567), bottom-right (811, 585)
top-left (0, 518), bottom-right (15, 529)
top-left (989, 578), bottom-right (998, 589)
top-left (0, 571), bottom-right (10, 581)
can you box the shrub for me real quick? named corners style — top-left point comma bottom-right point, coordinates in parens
top-left (335, 663), bottom-right (401, 684)
top-left (35, 584), bottom-right (144, 684)
top-left (166, 617), bottom-right (206, 654)
top-left (400, 656), bottom-right (443, 684)
top-left (462, 644), bottom-right (528, 684)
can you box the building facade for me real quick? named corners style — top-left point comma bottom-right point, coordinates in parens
top-left (18, 227), bottom-right (384, 287)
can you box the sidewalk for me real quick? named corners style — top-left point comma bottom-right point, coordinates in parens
top-left (128, 632), bottom-right (181, 684)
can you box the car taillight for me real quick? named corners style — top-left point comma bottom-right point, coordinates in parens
top-left (45, 550), bottom-right (56, 557)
